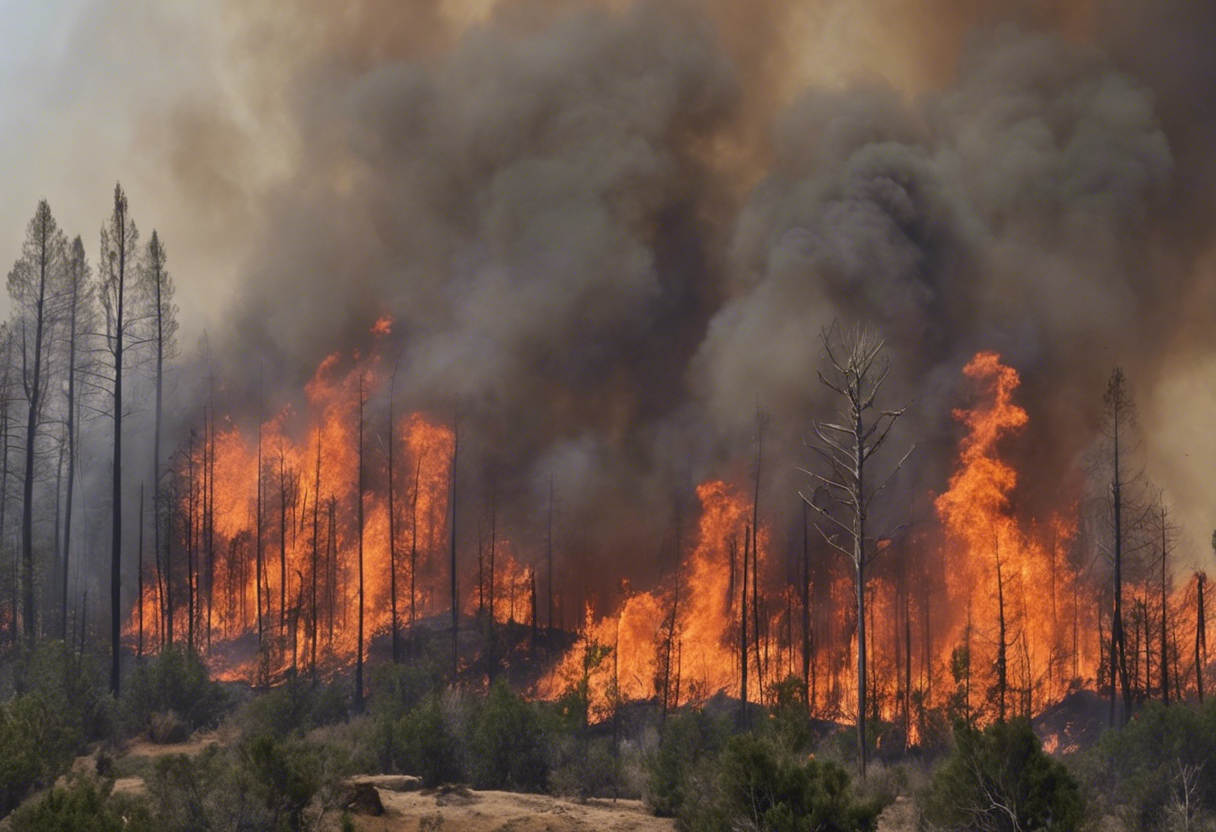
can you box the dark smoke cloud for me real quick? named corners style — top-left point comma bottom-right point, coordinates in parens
top-left (198, 0), bottom-right (1216, 591)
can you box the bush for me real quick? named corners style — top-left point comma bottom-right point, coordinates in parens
top-left (239, 677), bottom-right (347, 739)
top-left (700, 733), bottom-right (880, 832)
top-left (146, 736), bottom-right (330, 832)
top-left (646, 709), bottom-right (730, 817)
top-left (124, 646), bottom-right (227, 736)
top-left (393, 693), bottom-right (467, 786)
top-left (1080, 699), bottom-right (1216, 831)
top-left (468, 680), bottom-right (548, 792)
top-left (920, 718), bottom-right (1085, 832)
top-left (240, 734), bottom-right (325, 831)
top-left (0, 642), bottom-right (112, 816)
top-left (8, 776), bottom-right (155, 832)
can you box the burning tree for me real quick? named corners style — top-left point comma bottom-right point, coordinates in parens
top-left (802, 323), bottom-right (912, 779)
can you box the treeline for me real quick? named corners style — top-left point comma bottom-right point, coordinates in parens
top-left (0, 185), bottom-right (177, 694)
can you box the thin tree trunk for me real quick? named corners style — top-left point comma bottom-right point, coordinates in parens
top-left (137, 483), bottom-right (144, 658)
top-left (450, 416), bottom-right (459, 681)
top-left (388, 364), bottom-right (399, 664)
top-left (1198, 573), bottom-right (1206, 703)
top-left (355, 377), bottom-right (366, 709)
top-left (311, 429), bottom-right (321, 680)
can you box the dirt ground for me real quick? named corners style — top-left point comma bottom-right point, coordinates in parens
top-left (331, 788), bottom-right (675, 832)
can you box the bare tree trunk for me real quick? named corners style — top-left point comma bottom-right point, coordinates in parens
top-left (1162, 501), bottom-right (1170, 705)
top-left (547, 476), bottom-right (554, 633)
top-left (311, 429), bottom-right (321, 681)
top-left (995, 526), bottom-right (1008, 722)
top-left (388, 364), bottom-right (399, 664)
top-left (256, 417), bottom-right (264, 647)
top-left (1198, 572), bottom-right (1206, 703)
top-left (137, 483), bottom-right (144, 658)
top-left (410, 456), bottom-right (421, 658)
top-left (450, 416), bottom-right (459, 681)
top-left (738, 530), bottom-right (748, 729)
top-left (188, 431), bottom-right (197, 652)
top-left (355, 376), bottom-right (365, 710)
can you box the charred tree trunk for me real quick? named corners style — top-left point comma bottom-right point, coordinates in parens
top-left (388, 363), bottom-right (400, 665)
top-left (256, 418), bottom-right (264, 648)
top-left (450, 416), bottom-right (459, 681)
top-left (1198, 572), bottom-right (1207, 703)
top-left (356, 376), bottom-right (366, 710)
top-left (409, 456), bottom-right (421, 657)
top-left (279, 451), bottom-right (288, 639)
top-left (1161, 502), bottom-right (1170, 705)
top-left (103, 187), bottom-right (131, 695)
top-left (995, 527), bottom-right (1008, 723)
top-left (801, 501), bottom-right (811, 709)
top-left (547, 476), bottom-right (554, 633)
top-left (137, 483), bottom-right (144, 658)
top-left (738, 531), bottom-right (748, 729)
top-left (311, 429), bottom-right (321, 681)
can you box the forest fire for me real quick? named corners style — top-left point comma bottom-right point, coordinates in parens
top-left (126, 331), bottom-right (456, 682)
top-left (121, 348), bottom-right (1207, 731)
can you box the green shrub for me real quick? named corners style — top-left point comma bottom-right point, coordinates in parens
top-left (1080, 699), bottom-right (1216, 831)
top-left (8, 776), bottom-right (155, 832)
top-left (240, 734), bottom-right (324, 832)
top-left (646, 709), bottom-right (730, 817)
top-left (146, 737), bottom-right (329, 832)
top-left (394, 694), bottom-right (466, 786)
top-left (468, 680), bottom-right (548, 792)
top-left (920, 718), bottom-right (1085, 832)
top-left (239, 677), bottom-right (347, 739)
top-left (700, 732), bottom-right (880, 832)
top-left (0, 642), bottom-right (112, 816)
top-left (124, 646), bottom-right (227, 736)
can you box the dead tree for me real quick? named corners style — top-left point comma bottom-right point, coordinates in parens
top-left (1197, 568), bottom-right (1207, 703)
top-left (1099, 368), bottom-right (1139, 725)
top-left (801, 323), bottom-right (912, 780)
top-left (9, 199), bottom-right (66, 641)
top-left (1156, 493), bottom-right (1178, 705)
top-left (59, 237), bottom-right (92, 642)
top-left (387, 361), bottom-right (400, 664)
top-left (409, 454), bottom-right (422, 656)
top-left (355, 375), bottom-right (366, 710)
top-left (450, 415), bottom-right (459, 680)
top-left (99, 184), bottom-right (140, 693)
top-left (311, 428), bottom-right (321, 680)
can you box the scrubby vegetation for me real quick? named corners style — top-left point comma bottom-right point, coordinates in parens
top-left (919, 718), bottom-right (1085, 832)
top-left (7, 631), bottom-right (1216, 832)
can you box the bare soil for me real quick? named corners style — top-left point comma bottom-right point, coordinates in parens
top-left (329, 787), bottom-right (675, 832)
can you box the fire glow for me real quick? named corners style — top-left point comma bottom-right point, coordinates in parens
top-left (126, 347), bottom-right (1204, 732)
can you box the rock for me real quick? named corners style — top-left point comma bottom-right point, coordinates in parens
top-left (348, 774), bottom-right (423, 793)
top-left (340, 782), bottom-right (385, 816)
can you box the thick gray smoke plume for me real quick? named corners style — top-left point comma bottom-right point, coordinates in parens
top-left (195, 0), bottom-right (1214, 595)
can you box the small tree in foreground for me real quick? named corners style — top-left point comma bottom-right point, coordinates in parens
top-left (920, 718), bottom-right (1085, 832)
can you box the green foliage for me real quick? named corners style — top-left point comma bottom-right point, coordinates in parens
top-left (920, 718), bottom-right (1085, 832)
top-left (8, 777), bottom-right (155, 832)
top-left (468, 680), bottom-right (548, 792)
top-left (768, 675), bottom-right (813, 753)
top-left (240, 734), bottom-right (324, 832)
top-left (0, 641), bottom-right (112, 816)
top-left (705, 733), bottom-right (879, 832)
top-left (393, 693), bottom-right (466, 786)
top-left (124, 646), bottom-right (228, 736)
top-left (1080, 698), bottom-right (1216, 831)
top-left (369, 660), bottom-right (443, 721)
top-left (664, 732), bottom-right (879, 832)
top-left (146, 737), bottom-right (329, 832)
top-left (646, 709), bottom-right (730, 817)
top-left (240, 677), bottom-right (348, 738)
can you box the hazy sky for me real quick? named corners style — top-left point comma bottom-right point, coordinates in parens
top-left (0, 1), bottom-right (254, 333)
top-left (3, 0), bottom-right (1215, 568)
